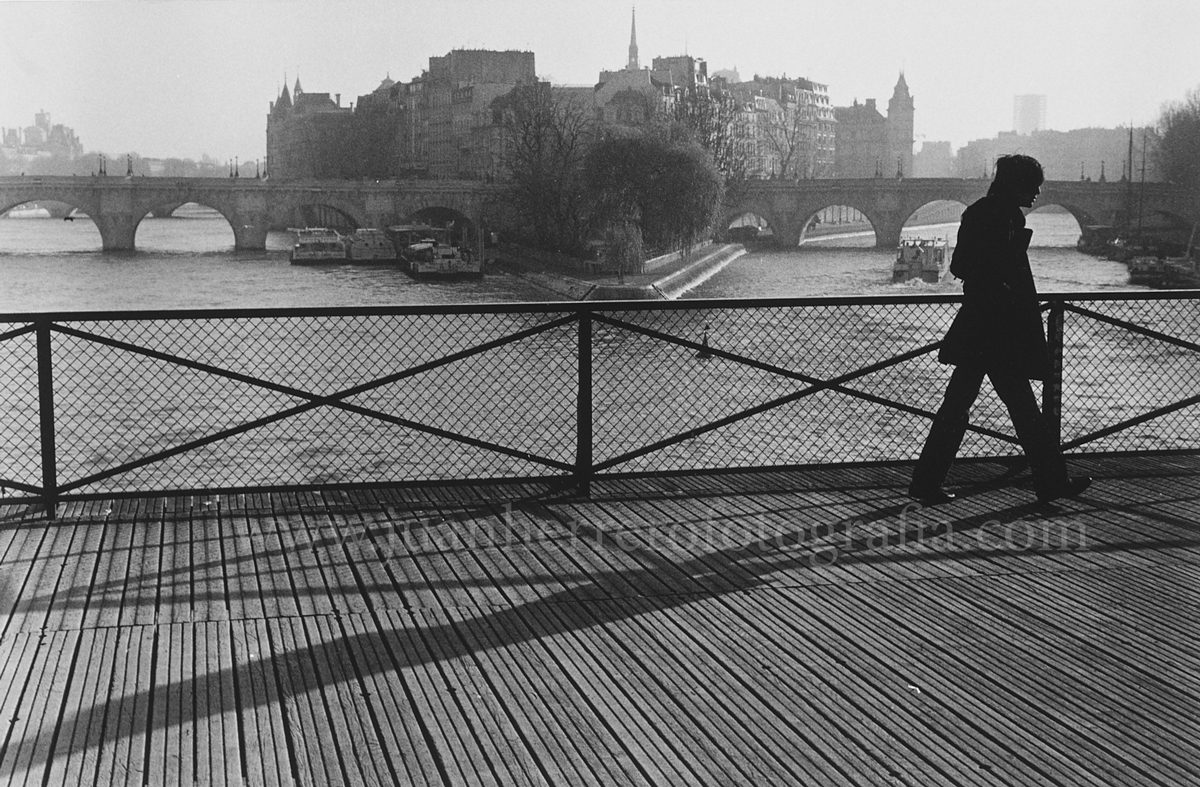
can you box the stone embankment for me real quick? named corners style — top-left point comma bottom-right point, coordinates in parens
top-left (495, 242), bottom-right (747, 300)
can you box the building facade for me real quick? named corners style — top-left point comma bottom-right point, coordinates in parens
top-left (833, 73), bottom-right (914, 178)
top-left (725, 76), bottom-right (836, 179)
top-left (266, 79), bottom-right (355, 179)
top-left (266, 51), bottom-right (537, 181)
top-left (1, 110), bottom-right (84, 174)
top-left (1014, 94), bottom-right (1047, 135)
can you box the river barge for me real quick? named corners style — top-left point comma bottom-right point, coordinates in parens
top-left (389, 224), bottom-right (483, 279)
top-left (892, 238), bottom-right (949, 284)
top-left (289, 228), bottom-right (347, 265)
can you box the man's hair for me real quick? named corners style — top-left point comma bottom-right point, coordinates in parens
top-left (990, 154), bottom-right (1045, 194)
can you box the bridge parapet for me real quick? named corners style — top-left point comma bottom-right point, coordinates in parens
top-left (0, 176), bottom-right (507, 251)
top-left (726, 178), bottom-right (1199, 248)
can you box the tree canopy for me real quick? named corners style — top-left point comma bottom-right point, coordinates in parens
top-left (1155, 85), bottom-right (1200, 188)
top-left (584, 134), bottom-right (724, 255)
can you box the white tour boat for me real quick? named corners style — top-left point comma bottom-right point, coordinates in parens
top-left (893, 238), bottom-right (950, 284)
top-left (289, 228), bottom-right (346, 265)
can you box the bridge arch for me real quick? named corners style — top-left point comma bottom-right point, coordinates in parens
top-left (128, 199), bottom-right (239, 251)
top-left (795, 203), bottom-right (883, 246)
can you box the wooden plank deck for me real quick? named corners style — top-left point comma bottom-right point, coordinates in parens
top-left (1, 453), bottom-right (1199, 786)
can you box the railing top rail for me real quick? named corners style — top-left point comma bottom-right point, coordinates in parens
top-left (1, 289), bottom-right (1197, 324)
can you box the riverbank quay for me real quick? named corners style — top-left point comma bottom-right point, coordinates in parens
top-left (1, 452), bottom-right (1198, 786)
top-left (493, 242), bottom-right (747, 299)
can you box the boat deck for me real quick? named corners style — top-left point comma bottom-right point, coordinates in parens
top-left (2, 453), bottom-right (1199, 786)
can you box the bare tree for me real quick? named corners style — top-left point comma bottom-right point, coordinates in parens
top-left (1155, 85), bottom-right (1200, 188)
top-left (494, 83), bottom-right (595, 254)
top-left (671, 89), bottom-right (748, 186)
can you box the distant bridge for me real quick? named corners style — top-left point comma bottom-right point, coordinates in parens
top-left (0, 176), bottom-right (511, 251)
top-left (2, 175), bottom-right (1198, 252)
top-left (727, 178), bottom-right (1200, 247)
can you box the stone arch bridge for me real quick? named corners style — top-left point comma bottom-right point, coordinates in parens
top-left (0, 176), bottom-right (513, 251)
top-left (726, 178), bottom-right (1200, 248)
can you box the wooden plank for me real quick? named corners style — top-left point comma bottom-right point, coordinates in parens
top-left (0, 520), bottom-right (48, 635)
top-left (411, 607), bottom-right (543, 786)
top-left (146, 624), bottom-right (172, 787)
top-left (19, 630), bottom-right (82, 787)
top-left (269, 616), bottom-right (341, 787)
top-left (673, 592), bottom-right (968, 786)
top-left (243, 507), bottom-right (300, 621)
top-left (304, 615), bottom-right (389, 787)
top-left (193, 506), bottom-right (229, 622)
top-left (92, 519), bottom-right (135, 629)
top-left (776, 583), bottom-right (1130, 786)
top-left (0, 634), bottom-right (41, 777)
top-left (0, 630), bottom-right (72, 786)
top-left (340, 613), bottom-right (442, 787)
top-left (172, 622), bottom-right (196, 787)
top-left (157, 511), bottom-right (193, 625)
top-left (225, 509), bottom-right (266, 622)
top-left (3, 521), bottom-right (57, 634)
top-left (127, 507), bottom-right (164, 627)
top-left (376, 608), bottom-right (489, 787)
top-left (299, 508), bottom-right (370, 617)
top-left (56, 627), bottom-right (110, 787)
top-left (234, 619), bottom-right (290, 787)
top-left (271, 513), bottom-right (335, 618)
top-left (218, 622), bottom-right (246, 787)
top-left (602, 595), bottom-right (859, 786)
top-left (446, 601), bottom-right (643, 787)
top-left (45, 518), bottom-right (106, 633)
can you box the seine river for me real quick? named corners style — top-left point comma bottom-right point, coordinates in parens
top-left (0, 204), bottom-right (1183, 492)
top-left (0, 204), bottom-right (1141, 312)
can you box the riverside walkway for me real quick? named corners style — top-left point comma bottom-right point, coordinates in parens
top-left (2, 452), bottom-right (1199, 786)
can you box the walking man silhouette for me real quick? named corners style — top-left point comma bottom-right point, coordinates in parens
top-left (909, 154), bottom-right (1092, 505)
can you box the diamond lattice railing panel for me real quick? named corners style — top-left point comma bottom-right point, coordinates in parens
top-left (51, 312), bottom-right (577, 493)
top-left (0, 327), bottom-right (41, 489)
top-left (595, 388), bottom-right (1005, 474)
top-left (590, 300), bottom-right (1021, 470)
top-left (1060, 299), bottom-right (1200, 451)
top-left (591, 322), bottom-right (798, 464)
top-left (67, 404), bottom-right (564, 494)
top-left (73, 313), bottom-right (561, 396)
top-left (5, 297), bottom-right (1195, 498)
top-left (346, 322), bottom-right (578, 467)
top-left (50, 329), bottom-right (309, 486)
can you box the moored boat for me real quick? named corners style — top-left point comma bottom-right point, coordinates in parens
top-left (388, 224), bottom-right (483, 279)
top-left (1128, 254), bottom-right (1200, 288)
top-left (893, 238), bottom-right (949, 284)
top-left (343, 228), bottom-right (400, 264)
top-left (1129, 223), bottom-right (1200, 288)
top-left (289, 228), bottom-right (346, 265)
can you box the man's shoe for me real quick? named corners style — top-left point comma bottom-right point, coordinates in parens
top-left (907, 486), bottom-right (956, 506)
top-left (1036, 476), bottom-right (1093, 505)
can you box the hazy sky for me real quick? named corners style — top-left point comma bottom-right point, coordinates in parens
top-left (2, 0), bottom-right (1196, 164)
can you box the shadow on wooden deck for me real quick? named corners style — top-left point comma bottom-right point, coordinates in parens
top-left (1, 453), bottom-right (1199, 786)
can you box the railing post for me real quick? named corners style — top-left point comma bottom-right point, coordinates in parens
top-left (576, 310), bottom-right (593, 497)
top-left (36, 319), bottom-right (58, 518)
top-left (1043, 298), bottom-right (1065, 446)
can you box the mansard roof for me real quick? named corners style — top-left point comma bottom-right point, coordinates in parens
top-left (835, 99), bottom-right (886, 124)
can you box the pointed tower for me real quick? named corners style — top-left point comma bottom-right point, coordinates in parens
top-left (293, 74), bottom-right (303, 98)
top-left (627, 7), bottom-right (639, 70)
top-left (887, 71), bottom-right (914, 177)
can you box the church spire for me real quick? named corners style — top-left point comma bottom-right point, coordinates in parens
top-left (627, 6), bottom-right (639, 70)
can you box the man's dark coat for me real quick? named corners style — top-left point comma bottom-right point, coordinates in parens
top-left (938, 195), bottom-right (1051, 380)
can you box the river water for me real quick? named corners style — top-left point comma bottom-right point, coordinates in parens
top-left (0, 206), bottom-right (1142, 312)
top-left (0, 205), bottom-right (1186, 493)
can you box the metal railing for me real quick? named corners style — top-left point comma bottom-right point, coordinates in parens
top-left (2, 292), bottom-right (1198, 506)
